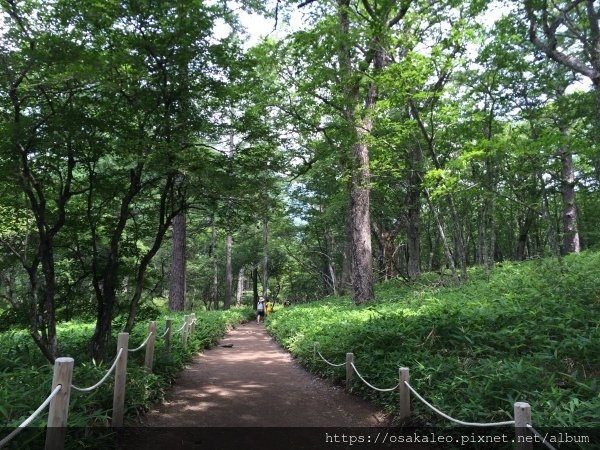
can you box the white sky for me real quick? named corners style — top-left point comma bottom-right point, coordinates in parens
top-left (214, 3), bottom-right (304, 48)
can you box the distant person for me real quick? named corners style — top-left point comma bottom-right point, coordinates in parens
top-left (265, 299), bottom-right (274, 316)
top-left (256, 297), bottom-right (266, 324)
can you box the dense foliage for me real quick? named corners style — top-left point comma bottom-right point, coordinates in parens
top-left (267, 252), bottom-right (600, 428)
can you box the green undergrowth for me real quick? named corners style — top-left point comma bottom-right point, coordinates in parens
top-left (0, 306), bottom-right (252, 449)
top-left (266, 252), bottom-right (600, 432)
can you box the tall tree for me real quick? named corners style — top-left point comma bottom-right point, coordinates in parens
top-left (168, 211), bottom-right (187, 311)
top-left (523, 0), bottom-right (600, 174)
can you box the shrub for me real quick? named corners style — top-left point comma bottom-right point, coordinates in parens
top-left (267, 252), bottom-right (600, 429)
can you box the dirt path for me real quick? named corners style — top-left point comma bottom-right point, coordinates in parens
top-left (140, 321), bottom-right (385, 426)
top-left (118, 321), bottom-right (419, 449)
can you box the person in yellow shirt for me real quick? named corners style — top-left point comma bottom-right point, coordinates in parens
top-left (265, 299), bottom-right (274, 317)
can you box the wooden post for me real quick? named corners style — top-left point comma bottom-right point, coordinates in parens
top-left (144, 321), bottom-right (156, 371)
top-left (112, 332), bottom-right (129, 427)
top-left (165, 319), bottom-right (173, 356)
top-left (45, 357), bottom-right (74, 450)
top-left (514, 402), bottom-right (532, 450)
top-left (398, 367), bottom-right (411, 420)
top-left (345, 352), bottom-right (354, 392)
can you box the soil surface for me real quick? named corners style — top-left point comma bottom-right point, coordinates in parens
top-left (118, 321), bottom-right (430, 450)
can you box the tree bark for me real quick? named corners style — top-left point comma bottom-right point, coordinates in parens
top-left (224, 233), bottom-right (233, 309)
top-left (350, 123), bottom-right (375, 303)
top-left (262, 216), bottom-right (269, 298)
top-left (252, 265), bottom-right (259, 309)
top-left (235, 266), bottom-right (245, 306)
top-left (337, 0), bottom-right (376, 304)
top-left (168, 212), bottom-right (186, 311)
top-left (516, 207), bottom-right (536, 260)
top-left (560, 146), bottom-right (580, 253)
top-left (210, 217), bottom-right (218, 310)
top-left (340, 202), bottom-right (353, 294)
top-left (372, 222), bottom-right (399, 281)
top-left (424, 189), bottom-right (457, 278)
top-left (539, 171), bottom-right (560, 256)
top-left (406, 143), bottom-right (422, 280)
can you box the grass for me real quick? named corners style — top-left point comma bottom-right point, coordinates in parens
top-left (266, 252), bottom-right (600, 432)
top-left (0, 306), bottom-right (253, 449)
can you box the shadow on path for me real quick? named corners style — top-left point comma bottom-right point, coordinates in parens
top-left (139, 322), bottom-right (385, 427)
top-left (118, 322), bottom-right (432, 449)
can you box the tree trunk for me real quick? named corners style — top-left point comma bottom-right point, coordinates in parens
top-left (516, 206), bottom-right (535, 260)
top-left (340, 202), bottom-right (353, 294)
top-left (262, 217), bottom-right (269, 298)
top-left (447, 196), bottom-right (467, 281)
top-left (224, 233), bottom-right (233, 309)
top-left (124, 180), bottom-right (180, 332)
top-left (350, 131), bottom-right (374, 303)
top-left (210, 217), bottom-right (218, 310)
top-left (90, 164), bottom-right (143, 362)
top-left (323, 231), bottom-right (338, 295)
top-left (539, 171), bottom-right (560, 256)
top-left (168, 212), bottom-right (186, 311)
top-left (337, 0), bottom-right (376, 304)
top-left (252, 265), bottom-right (259, 309)
top-left (560, 146), bottom-right (580, 253)
top-left (424, 189), bottom-right (457, 277)
top-left (236, 267), bottom-right (245, 306)
top-left (372, 223), bottom-right (397, 281)
top-left (406, 208), bottom-right (421, 280)
top-left (406, 145), bottom-right (422, 280)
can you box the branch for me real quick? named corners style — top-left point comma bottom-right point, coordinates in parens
top-left (298, 0), bottom-right (318, 8)
top-left (525, 0), bottom-right (599, 81)
top-left (0, 236), bottom-right (27, 266)
top-left (361, 0), bottom-right (376, 20)
top-left (314, 92), bottom-right (346, 114)
top-left (387, 0), bottom-right (412, 28)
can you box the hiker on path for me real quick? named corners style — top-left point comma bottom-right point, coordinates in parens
top-left (256, 297), bottom-right (266, 324)
top-left (265, 299), bottom-right (274, 316)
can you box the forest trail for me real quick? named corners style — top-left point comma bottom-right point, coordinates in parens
top-left (118, 322), bottom-right (431, 449)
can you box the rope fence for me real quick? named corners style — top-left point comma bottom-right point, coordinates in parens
top-left (403, 380), bottom-right (515, 427)
top-left (128, 331), bottom-right (153, 353)
top-left (314, 341), bottom-right (558, 450)
top-left (0, 385), bottom-right (62, 448)
top-left (0, 313), bottom-right (198, 450)
top-left (351, 362), bottom-right (399, 392)
top-left (160, 327), bottom-right (170, 338)
top-left (527, 424), bottom-right (559, 450)
top-left (71, 348), bottom-right (124, 393)
top-left (313, 342), bottom-right (345, 367)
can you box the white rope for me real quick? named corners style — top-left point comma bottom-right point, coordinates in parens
top-left (526, 424), bottom-right (558, 450)
top-left (350, 362), bottom-right (399, 392)
top-left (175, 322), bottom-right (186, 333)
top-left (128, 331), bottom-right (153, 353)
top-left (314, 348), bottom-right (345, 368)
top-left (160, 327), bottom-right (170, 338)
top-left (404, 381), bottom-right (515, 427)
top-left (71, 348), bottom-right (123, 393)
top-left (0, 384), bottom-right (62, 448)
